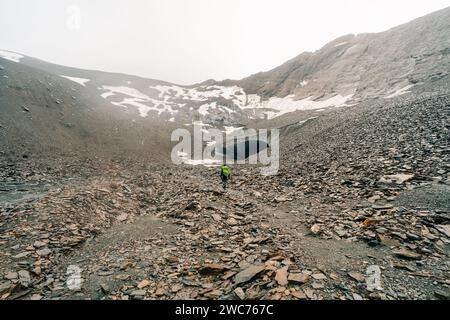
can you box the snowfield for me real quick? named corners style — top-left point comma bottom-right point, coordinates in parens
top-left (100, 84), bottom-right (245, 118)
top-left (97, 82), bottom-right (355, 120)
top-left (150, 84), bottom-right (246, 106)
top-left (100, 86), bottom-right (179, 117)
top-left (150, 84), bottom-right (353, 119)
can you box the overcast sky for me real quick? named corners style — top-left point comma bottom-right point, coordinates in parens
top-left (0, 0), bottom-right (449, 84)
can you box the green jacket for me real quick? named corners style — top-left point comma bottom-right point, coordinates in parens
top-left (221, 165), bottom-right (231, 178)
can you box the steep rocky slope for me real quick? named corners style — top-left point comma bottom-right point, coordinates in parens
top-left (226, 7), bottom-right (450, 103)
top-left (0, 58), bottom-right (178, 163)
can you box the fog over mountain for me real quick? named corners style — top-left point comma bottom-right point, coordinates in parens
top-left (1, 0), bottom-right (449, 84)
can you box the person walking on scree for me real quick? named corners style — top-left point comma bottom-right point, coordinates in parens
top-left (220, 164), bottom-right (231, 190)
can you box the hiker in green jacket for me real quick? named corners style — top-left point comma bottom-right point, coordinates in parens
top-left (220, 164), bottom-right (231, 190)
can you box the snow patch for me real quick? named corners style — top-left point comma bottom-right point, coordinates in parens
top-left (198, 102), bottom-right (216, 116)
top-left (101, 86), bottom-right (177, 117)
top-left (177, 151), bottom-right (221, 167)
top-left (263, 94), bottom-right (354, 119)
top-left (102, 86), bottom-right (149, 100)
top-left (0, 50), bottom-right (23, 63)
top-left (98, 82), bottom-right (353, 122)
top-left (334, 42), bottom-right (348, 48)
top-left (150, 84), bottom-right (247, 108)
top-left (61, 75), bottom-right (90, 86)
top-left (112, 99), bottom-right (152, 118)
top-left (101, 91), bottom-right (115, 99)
top-left (224, 126), bottom-right (244, 135)
top-left (298, 116), bottom-right (318, 125)
top-left (386, 85), bottom-right (414, 99)
top-left (246, 94), bottom-right (261, 105)
top-left (192, 121), bottom-right (212, 127)
top-left (219, 105), bottom-right (237, 114)
top-left (153, 85), bottom-right (187, 101)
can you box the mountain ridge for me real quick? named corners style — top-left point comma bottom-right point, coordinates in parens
top-left (2, 7), bottom-right (449, 125)
top-left (225, 6), bottom-right (450, 101)
top-left (0, 6), bottom-right (449, 161)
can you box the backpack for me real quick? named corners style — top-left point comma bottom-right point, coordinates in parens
top-left (222, 166), bottom-right (230, 177)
